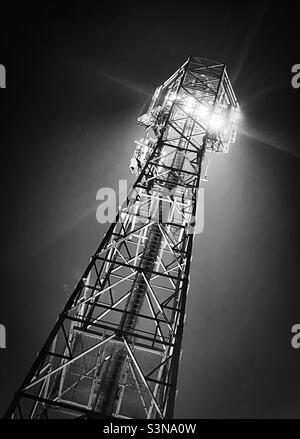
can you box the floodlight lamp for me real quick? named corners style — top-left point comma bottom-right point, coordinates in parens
top-left (231, 108), bottom-right (242, 122)
top-left (209, 113), bottom-right (225, 132)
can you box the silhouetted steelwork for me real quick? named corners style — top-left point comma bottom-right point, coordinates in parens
top-left (5, 56), bottom-right (239, 419)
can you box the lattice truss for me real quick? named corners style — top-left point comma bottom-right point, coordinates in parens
top-left (6, 57), bottom-right (239, 419)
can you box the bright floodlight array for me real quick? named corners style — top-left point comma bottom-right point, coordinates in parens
top-left (178, 94), bottom-right (241, 134)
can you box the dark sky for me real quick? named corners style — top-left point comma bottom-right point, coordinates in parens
top-left (0, 1), bottom-right (300, 418)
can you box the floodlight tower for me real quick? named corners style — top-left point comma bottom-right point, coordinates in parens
top-left (5, 57), bottom-right (239, 419)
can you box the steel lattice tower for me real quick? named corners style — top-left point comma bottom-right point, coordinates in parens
top-left (5, 56), bottom-right (239, 419)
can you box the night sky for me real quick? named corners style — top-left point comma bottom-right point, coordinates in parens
top-left (1, 1), bottom-right (300, 418)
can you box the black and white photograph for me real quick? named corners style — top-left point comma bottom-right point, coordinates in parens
top-left (0, 0), bottom-right (299, 427)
